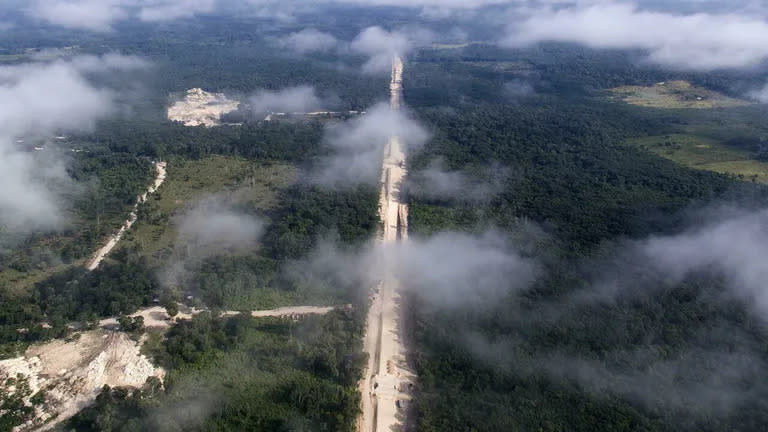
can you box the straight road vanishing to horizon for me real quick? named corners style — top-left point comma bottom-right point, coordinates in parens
top-left (358, 56), bottom-right (416, 432)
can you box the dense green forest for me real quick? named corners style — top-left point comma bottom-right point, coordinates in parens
top-left (404, 52), bottom-right (768, 431)
top-left (410, 43), bottom-right (768, 103)
top-left (3, 10), bottom-right (768, 432)
top-left (409, 101), bottom-right (741, 250)
top-left (191, 184), bottom-right (379, 310)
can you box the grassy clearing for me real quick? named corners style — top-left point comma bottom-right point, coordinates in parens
top-left (123, 155), bottom-right (297, 264)
top-left (627, 134), bottom-right (768, 183)
top-left (155, 155), bottom-right (293, 213)
top-left (611, 81), bottom-right (750, 109)
top-left (0, 54), bottom-right (26, 63)
top-left (0, 264), bottom-right (71, 297)
top-left (431, 42), bottom-right (475, 49)
top-left (461, 60), bottom-right (533, 73)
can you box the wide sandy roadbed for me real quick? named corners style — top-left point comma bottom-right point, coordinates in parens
top-left (359, 55), bottom-right (416, 432)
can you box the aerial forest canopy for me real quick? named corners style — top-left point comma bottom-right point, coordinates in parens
top-left (1, 2), bottom-right (768, 432)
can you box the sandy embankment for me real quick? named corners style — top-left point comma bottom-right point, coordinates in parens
top-left (86, 161), bottom-right (166, 271)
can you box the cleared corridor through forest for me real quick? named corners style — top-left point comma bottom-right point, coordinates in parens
top-left (358, 56), bottom-right (416, 432)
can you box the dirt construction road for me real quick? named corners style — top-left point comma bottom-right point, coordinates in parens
top-left (358, 56), bottom-right (416, 432)
top-left (86, 161), bottom-right (167, 271)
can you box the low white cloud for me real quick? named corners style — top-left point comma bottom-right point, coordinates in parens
top-left (28, 0), bottom-right (128, 32)
top-left (0, 55), bottom-right (148, 232)
top-left (0, 149), bottom-right (70, 232)
top-left (457, 205), bottom-right (768, 417)
top-left (175, 195), bottom-right (264, 254)
top-left (504, 3), bottom-right (768, 70)
top-left (26, 0), bottom-right (219, 31)
top-left (312, 102), bottom-right (430, 187)
top-left (407, 160), bottom-right (509, 203)
top-left (748, 82), bottom-right (768, 103)
top-left (350, 26), bottom-right (414, 74)
top-left (635, 207), bottom-right (768, 314)
top-left (289, 230), bottom-right (538, 309)
top-left (24, 0), bottom-right (459, 31)
top-left (567, 206), bottom-right (768, 322)
top-left (248, 85), bottom-right (323, 114)
top-left (334, 0), bottom-right (511, 7)
top-left (161, 194), bottom-right (265, 287)
top-left (395, 231), bottom-right (538, 308)
top-left (138, 0), bottom-right (217, 22)
top-left (20, 0), bottom-right (768, 56)
top-left (0, 64), bottom-right (113, 135)
top-left (277, 28), bottom-right (339, 54)
top-left (348, 25), bottom-right (438, 74)
top-left (504, 79), bottom-right (535, 99)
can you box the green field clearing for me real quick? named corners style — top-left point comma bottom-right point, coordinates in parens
top-left (0, 263), bottom-right (74, 298)
top-left (123, 155), bottom-right (297, 263)
top-left (611, 81), bottom-right (750, 109)
top-left (0, 54), bottom-right (25, 63)
top-left (628, 134), bottom-right (768, 183)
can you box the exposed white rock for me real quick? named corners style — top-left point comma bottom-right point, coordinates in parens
top-left (167, 88), bottom-right (240, 127)
top-left (0, 331), bottom-right (164, 431)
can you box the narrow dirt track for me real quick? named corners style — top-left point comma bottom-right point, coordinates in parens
top-left (358, 56), bottom-right (416, 432)
top-left (99, 305), bottom-right (337, 330)
top-left (86, 161), bottom-right (167, 271)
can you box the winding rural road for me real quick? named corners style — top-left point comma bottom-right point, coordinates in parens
top-left (358, 56), bottom-right (416, 432)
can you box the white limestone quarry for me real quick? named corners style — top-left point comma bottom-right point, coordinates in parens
top-left (167, 88), bottom-right (240, 127)
top-left (0, 331), bottom-right (164, 431)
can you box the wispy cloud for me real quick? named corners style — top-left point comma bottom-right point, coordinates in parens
top-left (161, 194), bottom-right (265, 287)
top-left (248, 85), bottom-right (324, 114)
top-left (503, 3), bottom-right (768, 70)
top-left (407, 160), bottom-right (509, 204)
top-left (139, 0), bottom-right (217, 22)
top-left (288, 229), bottom-right (539, 309)
top-left (311, 102), bottom-right (430, 187)
top-left (277, 28), bottom-right (339, 54)
top-left (350, 26), bottom-right (433, 74)
top-left (0, 55), bottom-right (149, 232)
top-left (28, 0), bottom-right (128, 32)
